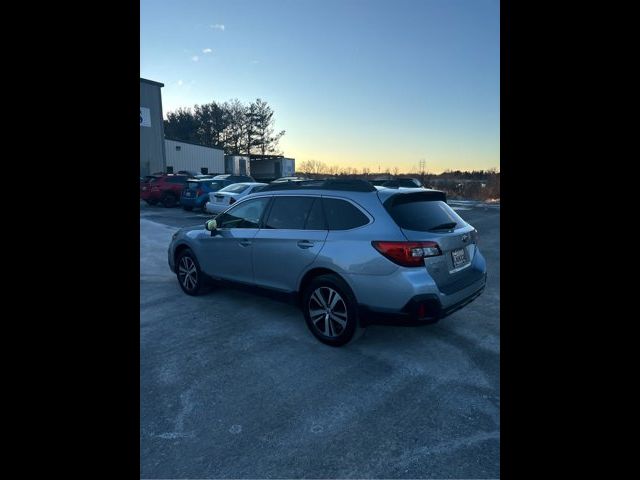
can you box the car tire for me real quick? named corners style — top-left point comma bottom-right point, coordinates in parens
top-left (183, 206), bottom-right (193, 211)
top-left (175, 248), bottom-right (206, 296)
top-left (302, 274), bottom-right (365, 346)
top-left (162, 193), bottom-right (177, 208)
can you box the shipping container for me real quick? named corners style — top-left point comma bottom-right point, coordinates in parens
top-left (164, 139), bottom-right (225, 175)
top-left (224, 155), bottom-right (251, 176)
top-left (250, 156), bottom-right (295, 181)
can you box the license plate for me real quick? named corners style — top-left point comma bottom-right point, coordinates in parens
top-left (451, 248), bottom-right (467, 268)
top-left (186, 192), bottom-right (193, 197)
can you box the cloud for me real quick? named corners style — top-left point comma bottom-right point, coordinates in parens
top-left (177, 79), bottom-right (184, 86)
top-left (211, 24), bottom-right (225, 31)
top-left (202, 48), bottom-right (213, 54)
top-left (191, 56), bottom-right (199, 62)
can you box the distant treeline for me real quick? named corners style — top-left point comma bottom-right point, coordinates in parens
top-left (296, 163), bottom-right (500, 201)
top-left (164, 98), bottom-right (285, 156)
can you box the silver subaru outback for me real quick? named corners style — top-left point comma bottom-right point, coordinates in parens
top-left (168, 179), bottom-right (486, 346)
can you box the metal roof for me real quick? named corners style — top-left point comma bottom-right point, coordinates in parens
top-left (140, 77), bottom-right (165, 87)
top-left (165, 137), bottom-right (224, 151)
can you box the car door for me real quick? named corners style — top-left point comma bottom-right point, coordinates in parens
top-left (252, 196), bottom-right (328, 292)
top-left (195, 196), bottom-right (271, 285)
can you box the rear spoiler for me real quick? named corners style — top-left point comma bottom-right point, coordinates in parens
top-left (382, 190), bottom-right (447, 210)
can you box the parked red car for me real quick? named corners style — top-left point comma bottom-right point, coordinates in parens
top-left (140, 174), bottom-right (189, 207)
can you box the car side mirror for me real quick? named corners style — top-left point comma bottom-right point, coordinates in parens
top-left (205, 219), bottom-right (217, 235)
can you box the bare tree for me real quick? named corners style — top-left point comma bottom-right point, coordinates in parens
top-left (391, 166), bottom-right (400, 177)
top-left (299, 159), bottom-right (327, 175)
top-left (327, 164), bottom-right (340, 176)
top-left (298, 160), bottom-right (313, 175)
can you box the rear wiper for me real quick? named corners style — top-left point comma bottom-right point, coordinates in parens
top-left (428, 222), bottom-right (457, 231)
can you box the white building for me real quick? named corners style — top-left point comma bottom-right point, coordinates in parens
top-left (164, 139), bottom-right (225, 175)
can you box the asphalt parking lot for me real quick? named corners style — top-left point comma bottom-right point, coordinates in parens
top-left (140, 199), bottom-right (500, 479)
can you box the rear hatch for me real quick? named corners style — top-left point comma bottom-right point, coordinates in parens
top-left (182, 181), bottom-right (201, 199)
top-left (209, 191), bottom-right (238, 208)
top-left (383, 191), bottom-right (482, 294)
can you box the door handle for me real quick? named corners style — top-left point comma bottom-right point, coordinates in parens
top-left (239, 239), bottom-right (252, 247)
top-left (297, 240), bottom-right (314, 249)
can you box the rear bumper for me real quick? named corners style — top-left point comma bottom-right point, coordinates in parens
top-left (358, 273), bottom-right (486, 326)
top-left (180, 195), bottom-right (207, 208)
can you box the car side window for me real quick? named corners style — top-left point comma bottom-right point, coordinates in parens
top-left (304, 198), bottom-right (327, 230)
top-left (216, 197), bottom-right (270, 229)
top-left (322, 198), bottom-right (370, 230)
top-left (264, 196), bottom-right (315, 230)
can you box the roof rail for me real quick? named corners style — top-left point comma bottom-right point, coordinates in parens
top-left (260, 178), bottom-right (377, 193)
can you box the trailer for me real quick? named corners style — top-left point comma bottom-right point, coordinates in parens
top-left (165, 139), bottom-right (225, 175)
top-left (249, 155), bottom-right (295, 182)
top-left (224, 155), bottom-right (251, 176)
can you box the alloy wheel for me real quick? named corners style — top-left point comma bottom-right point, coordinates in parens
top-left (178, 256), bottom-right (198, 291)
top-left (308, 287), bottom-right (348, 337)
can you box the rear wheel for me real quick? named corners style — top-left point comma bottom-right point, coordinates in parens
top-left (176, 249), bottom-right (205, 296)
top-left (162, 193), bottom-right (177, 208)
top-left (302, 274), bottom-right (365, 346)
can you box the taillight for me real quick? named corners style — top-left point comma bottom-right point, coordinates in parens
top-left (371, 241), bottom-right (441, 267)
top-left (229, 197), bottom-right (236, 204)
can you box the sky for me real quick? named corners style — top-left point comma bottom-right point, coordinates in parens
top-left (141, 0), bottom-right (499, 174)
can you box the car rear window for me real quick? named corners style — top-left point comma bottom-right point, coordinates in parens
top-left (168, 176), bottom-right (187, 183)
top-left (220, 184), bottom-right (250, 194)
top-left (388, 199), bottom-right (466, 232)
top-left (187, 182), bottom-right (200, 190)
top-left (322, 198), bottom-right (369, 230)
top-left (202, 181), bottom-right (223, 189)
top-left (264, 196), bottom-right (315, 230)
top-left (398, 179), bottom-right (421, 188)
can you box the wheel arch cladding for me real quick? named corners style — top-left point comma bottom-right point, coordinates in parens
top-left (173, 243), bottom-right (192, 264)
top-left (298, 268), bottom-right (356, 305)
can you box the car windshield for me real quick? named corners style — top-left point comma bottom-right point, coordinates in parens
top-left (220, 184), bottom-right (250, 194)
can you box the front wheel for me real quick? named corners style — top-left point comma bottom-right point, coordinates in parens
top-left (302, 274), bottom-right (365, 346)
top-left (176, 249), bottom-right (205, 296)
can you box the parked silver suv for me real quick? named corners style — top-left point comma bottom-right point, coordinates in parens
top-left (168, 179), bottom-right (486, 346)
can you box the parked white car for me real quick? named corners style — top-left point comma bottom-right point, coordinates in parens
top-left (205, 182), bottom-right (268, 215)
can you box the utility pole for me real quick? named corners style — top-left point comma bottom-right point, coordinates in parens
top-left (419, 159), bottom-right (426, 184)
